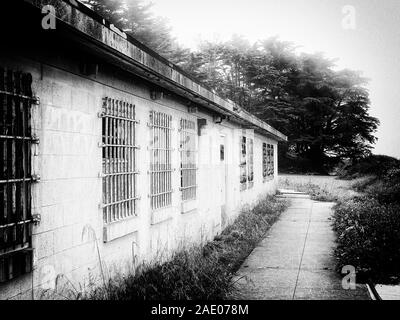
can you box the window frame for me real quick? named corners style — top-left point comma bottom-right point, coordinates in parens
top-left (179, 118), bottom-right (197, 202)
top-left (100, 97), bottom-right (139, 226)
top-left (0, 67), bottom-right (36, 282)
top-left (267, 144), bottom-right (275, 177)
top-left (262, 142), bottom-right (268, 181)
top-left (247, 138), bottom-right (254, 189)
top-left (240, 134), bottom-right (255, 191)
top-left (239, 135), bottom-right (247, 191)
top-left (149, 110), bottom-right (173, 213)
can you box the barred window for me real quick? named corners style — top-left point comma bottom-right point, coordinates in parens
top-left (0, 67), bottom-right (36, 282)
top-left (267, 144), bottom-right (275, 177)
top-left (239, 136), bottom-right (247, 191)
top-left (240, 135), bottom-right (255, 190)
top-left (101, 97), bottom-right (138, 224)
top-left (179, 118), bottom-right (197, 201)
top-left (262, 142), bottom-right (268, 180)
top-left (262, 143), bottom-right (274, 180)
top-left (149, 111), bottom-right (172, 210)
top-left (248, 138), bottom-right (254, 189)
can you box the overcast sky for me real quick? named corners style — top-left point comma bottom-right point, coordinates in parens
top-left (147, 0), bottom-right (400, 158)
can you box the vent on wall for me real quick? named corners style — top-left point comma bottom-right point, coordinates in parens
top-left (150, 87), bottom-right (164, 100)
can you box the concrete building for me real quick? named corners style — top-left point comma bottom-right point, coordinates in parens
top-left (0, 0), bottom-right (286, 299)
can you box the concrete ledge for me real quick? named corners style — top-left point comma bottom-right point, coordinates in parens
top-left (181, 200), bottom-right (198, 214)
top-left (103, 216), bottom-right (138, 243)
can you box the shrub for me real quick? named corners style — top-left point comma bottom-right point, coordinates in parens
top-left (338, 154), bottom-right (400, 179)
top-left (333, 197), bottom-right (400, 283)
top-left (364, 180), bottom-right (400, 205)
top-left (349, 166), bottom-right (400, 205)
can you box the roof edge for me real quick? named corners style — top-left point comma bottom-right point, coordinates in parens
top-left (24, 0), bottom-right (288, 142)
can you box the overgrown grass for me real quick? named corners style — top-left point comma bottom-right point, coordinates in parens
top-left (84, 195), bottom-right (289, 300)
top-left (333, 197), bottom-right (400, 284)
top-left (278, 174), bottom-right (362, 202)
top-left (332, 157), bottom-right (400, 284)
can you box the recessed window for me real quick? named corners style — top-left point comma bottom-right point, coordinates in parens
top-left (263, 143), bottom-right (267, 180)
top-left (240, 136), bottom-right (247, 191)
top-left (0, 67), bottom-right (35, 282)
top-left (179, 118), bottom-right (197, 201)
top-left (240, 135), bottom-right (254, 190)
top-left (267, 144), bottom-right (275, 177)
top-left (248, 138), bottom-right (254, 189)
top-left (100, 97), bottom-right (138, 224)
top-left (263, 142), bottom-right (274, 181)
top-left (149, 110), bottom-right (173, 210)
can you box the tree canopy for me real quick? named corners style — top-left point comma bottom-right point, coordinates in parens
top-left (83, 0), bottom-right (379, 173)
top-left (182, 38), bottom-right (379, 172)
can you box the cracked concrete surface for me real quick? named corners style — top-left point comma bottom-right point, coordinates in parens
top-left (233, 192), bottom-right (370, 300)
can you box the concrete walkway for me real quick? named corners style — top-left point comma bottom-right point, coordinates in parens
top-left (233, 192), bottom-right (370, 300)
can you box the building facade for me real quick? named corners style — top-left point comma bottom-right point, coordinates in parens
top-left (0, 0), bottom-right (286, 299)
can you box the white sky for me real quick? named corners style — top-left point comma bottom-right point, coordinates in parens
top-left (146, 0), bottom-right (400, 158)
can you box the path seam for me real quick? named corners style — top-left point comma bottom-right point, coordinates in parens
top-left (292, 201), bottom-right (314, 300)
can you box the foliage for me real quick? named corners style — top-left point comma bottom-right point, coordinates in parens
top-left (338, 154), bottom-right (400, 179)
top-left (81, 1), bottom-right (379, 173)
top-left (333, 197), bottom-right (400, 284)
top-left (84, 196), bottom-right (289, 300)
top-left (183, 38), bottom-right (379, 172)
top-left (81, 0), bottom-right (190, 63)
top-left (333, 156), bottom-right (400, 284)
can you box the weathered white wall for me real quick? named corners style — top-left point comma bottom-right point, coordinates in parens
top-left (0, 53), bottom-right (279, 300)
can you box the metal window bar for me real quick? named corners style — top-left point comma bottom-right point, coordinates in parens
top-left (262, 142), bottom-right (267, 179)
top-left (240, 136), bottom-right (247, 191)
top-left (248, 138), bottom-right (254, 188)
top-left (179, 118), bottom-right (197, 201)
top-left (149, 111), bottom-right (173, 210)
top-left (268, 144), bottom-right (275, 176)
top-left (0, 67), bottom-right (34, 282)
top-left (101, 97), bottom-right (138, 224)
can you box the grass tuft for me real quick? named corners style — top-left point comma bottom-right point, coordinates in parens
top-left (84, 195), bottom-right (289, 300)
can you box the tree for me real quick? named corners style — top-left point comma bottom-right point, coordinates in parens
top-left (189, 37), bottom-right (379, 172)
top-left (79, 0), bottom-right (380, 172)
top-left (81, 0), bottom-right (188, 63)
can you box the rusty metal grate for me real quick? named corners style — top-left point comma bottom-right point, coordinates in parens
top-left (179, 118), bottom-right (197, 201)
top-left (149, 110), bottom-right (173, 210)
top-left (0, 67), bottom-right (36, 282)
top-left (100, 97), bottom-right (139, 224)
